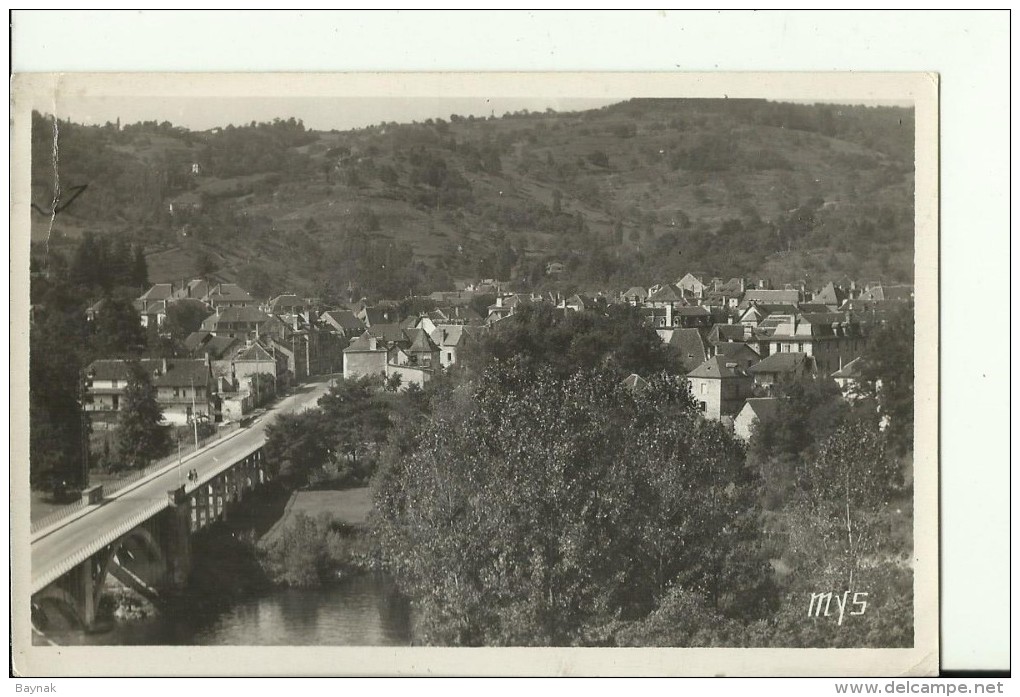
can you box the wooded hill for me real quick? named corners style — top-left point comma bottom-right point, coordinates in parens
top-left (30, 99), bottom-right (914, 301)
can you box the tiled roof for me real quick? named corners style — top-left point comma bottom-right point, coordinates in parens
top-left (269, 294), bottom-right (305, 312)
top-left (86, 358), bottom-right (210, 387)
top-left (430, 324), bottom-right (473, 347)
top-left (367, 323), bottom-right (407, 344)
top-left (184, 331), bottom-right (214, 351)
top-left (621, 373), bottom-right (649, 390)
top-left (686, 356), bottom-right (750, 379)
top-left (406, 327), bottom-right (439, 353)
top-left (133, 298), bottom-right (166, 315)
top-left (139, 284), bottom-right (174, 301)
top-left (741, 289), bottom-right (800, 306)
top-left (234, 342), bottom-right (275, 362)
top-left (667, 328), bottom-right (708, 367)
top-left (708, 323), bottom-right (747, 344)
top-left (797, 303), bottom-right (832, 314)
top-left (171, 279), bottom-right (213, 301)
top-left (740, 397), bottom-right (780, 420)
top-left (200, 306), bottom-right (270, 327)
top-left (831, 356), bottom-right (863, 379)
top-left (714, 342), bottom-right (760, 362)
top-left (345, 332), bottom-right (382, 352)
top-left (362, 307), bottom-right (397, 326)
top-left (647, 284), bottom-right (684, 303)
top-left (747, 351), bottom-right (814, 374)
top-left (321, 310), bottom-right (366, 332)
top-left (207, 283), bottom-right (254, 303)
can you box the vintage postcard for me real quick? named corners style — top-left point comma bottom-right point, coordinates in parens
top-left (10, 72), bottom-right (938, 676)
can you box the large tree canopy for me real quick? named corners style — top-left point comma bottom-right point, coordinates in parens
top-left (461, 302), bottom-right (680, 380)
top-left (373, 360), bottom-right (774, 646)
top-left (116, 361), bottom-right (169, 469)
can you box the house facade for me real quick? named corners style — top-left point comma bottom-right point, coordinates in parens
top-left (343, 332), bottom-right (388, 380)
top-left (733, 397), bottom-right (780, 441)
top-left (85, 358), bottom-right (217, 426)
top-left (685, 356), bottom-right (754, 420)
top-left (764, 312), bottom-right (864, 375)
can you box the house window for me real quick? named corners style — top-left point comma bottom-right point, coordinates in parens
top-left (111, 379), bottom-right (118, 389)
top-left (700, 383), bottom-right (707, 395)
top-left (447, 352), bottom-right (453, 362)
top-left (174, 387), bottom-right (181, 397)
top-left (112, 395), bottom-right (119, 410)
top-left (797, 342), bottom-right (804, 352)
top-left (699, 401), bottom-right (707, 412)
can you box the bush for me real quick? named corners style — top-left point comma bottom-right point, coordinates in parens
top-left (257, 513), bottom-right (373, 586)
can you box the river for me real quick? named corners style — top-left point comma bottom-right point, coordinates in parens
top-left (39, 573), bottom-right (413, 646)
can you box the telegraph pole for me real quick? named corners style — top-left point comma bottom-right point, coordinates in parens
top-left (191, 377), bottom-right (199, 450)
top-left (79, 369), bottom-right (91, 488)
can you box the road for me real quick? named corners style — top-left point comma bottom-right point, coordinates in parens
top-left (30, 378), bottom-right (334, 593)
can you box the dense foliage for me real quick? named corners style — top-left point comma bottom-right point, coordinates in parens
top-left (115, 361), bottom-right (170, 469)
top-left (31, 97), bottom-right (914, 302)
top-left (263, 376), bottom-right (394, 488)
top-left (460, 302), bottom-right (680, 379)
top-left (373, 361), bottom-right (775, 645)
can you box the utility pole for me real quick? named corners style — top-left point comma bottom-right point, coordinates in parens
top-left (191, 377), bottom-right (199, 450)
top-left (79, 368), bottom-right (91, 488)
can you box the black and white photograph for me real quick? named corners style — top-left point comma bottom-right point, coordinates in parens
top-left (11, 69), bottom-right (940, 676)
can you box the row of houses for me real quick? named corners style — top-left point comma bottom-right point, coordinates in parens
top-left (84, 271), bottom-right (908, 437)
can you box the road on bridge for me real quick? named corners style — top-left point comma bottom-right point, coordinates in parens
top-left (31, 377), bottom-right (335, 593)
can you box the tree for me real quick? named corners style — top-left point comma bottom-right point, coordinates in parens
top-left (116, 361), bottom-right (169, 469)
top-left (373, 361), bottom-right (773, 646)
top-left (90, 294), bottom-right (147, 356)
top-left (318, 376), bottom-right (391, 468)
top-left (263, 410), bottom-right (333, 486)
top-left (803, 417), bottom-right (899, 589)
top-left (856, 302), bottom-right (914, 455)
top-left (164, 299), bottom-right (213, 347)
top-left (461, 302), bottom-right (680, 380)
top-left (131, 245), bottom-right (149, 289)
top-left (195, 250), bottom-right (219, 279)
top-left (747, 375), bottom-right (847, 466)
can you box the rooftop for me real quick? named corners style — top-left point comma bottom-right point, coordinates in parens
top-left (686, 356), bottom-right (750, 380)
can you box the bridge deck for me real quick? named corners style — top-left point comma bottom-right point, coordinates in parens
top-left (30, 379), bottom-right (332, 593)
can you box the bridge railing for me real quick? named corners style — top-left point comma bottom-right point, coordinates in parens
top-left (29, 499), bottom-right (89, 536)
top-left (103, 422), bottom-right (242, 499)
top-left (30, 421), bottom-right (244, 536)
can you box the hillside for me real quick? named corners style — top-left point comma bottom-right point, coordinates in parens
top-left (30, 99), bottom-right (915, 300)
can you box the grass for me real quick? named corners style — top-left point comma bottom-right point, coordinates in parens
top-left (262, 487), bottom-right (374, 545)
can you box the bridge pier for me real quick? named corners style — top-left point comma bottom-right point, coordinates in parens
top-left (164, 487), bottom-right (192, 590)
top-left (33, 446), bottom-right (269, 632)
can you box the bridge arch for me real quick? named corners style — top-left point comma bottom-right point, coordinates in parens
top-left (32, 588), bottom-right (84, 631)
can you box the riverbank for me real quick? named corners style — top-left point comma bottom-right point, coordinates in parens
top-left (262, 487), bottom-right (373, 543)
top-left (256, 487), bottom-right (379, 586)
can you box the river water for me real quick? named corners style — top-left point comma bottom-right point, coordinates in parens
top-left (40, 574), bottom-right (414, 646)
